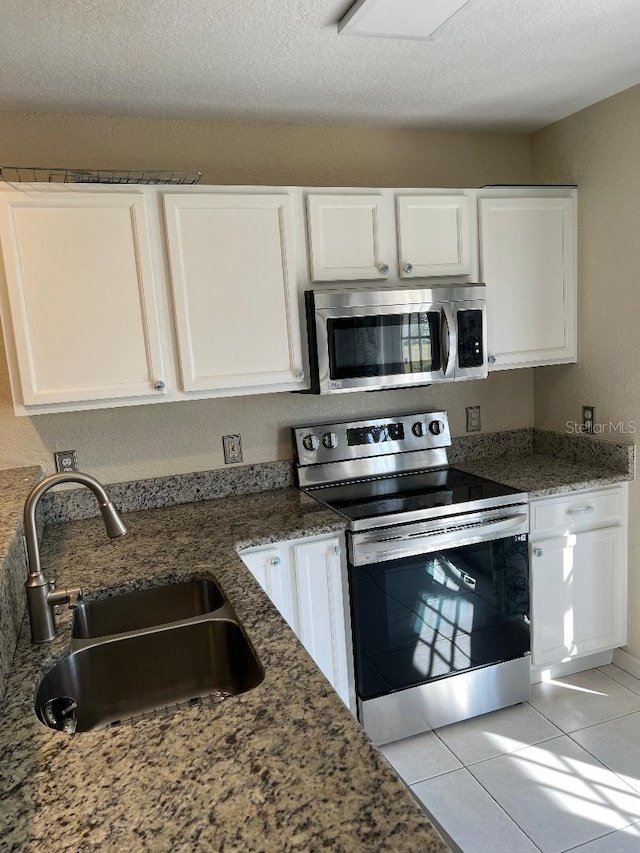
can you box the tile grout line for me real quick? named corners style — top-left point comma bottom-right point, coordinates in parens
top-left (459, 764), bottom-right (544, 851)
top-left (560, 822), bottom-right (640, 852)
top-left (410, 765), bottom-right (544, 853)
top-left (421, 724), bottom-right (548, 852)
top-left (563, 728), bottom-right (640, 811)
top-left (460, 733), bottom-right (567, 769)
top-left (395, 673), bottom-right (640, 850)
top-left (407, 763), bottom-right (465, 786)
top-left (527, 680), bottom-right (640, 738)
top-left (563, 706), bottom-right (640, 736)
top-left (596, 665), bottom-right (640, 696)
top-left (463, 731), bottom-right (640, 853)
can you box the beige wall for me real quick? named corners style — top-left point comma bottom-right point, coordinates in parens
top-left (0, 110), bottom-right (534, 483)
top-left (531, 84), bottom-right (640, 657)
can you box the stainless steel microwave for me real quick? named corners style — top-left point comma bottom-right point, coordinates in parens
top-left (305, 284), bottom-right (487, 394)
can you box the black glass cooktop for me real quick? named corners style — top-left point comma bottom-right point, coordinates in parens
top-left (304, 468), bottom-right (525, 529)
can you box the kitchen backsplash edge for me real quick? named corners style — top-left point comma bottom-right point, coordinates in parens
top-left (40, 428), bottom-right (635, 524)
top-left (42, 461), bottom-right (295, 524)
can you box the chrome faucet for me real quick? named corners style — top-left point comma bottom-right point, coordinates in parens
top-left (23, 472), bottom-right (127, 643)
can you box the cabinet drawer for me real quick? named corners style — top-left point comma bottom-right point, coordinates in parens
top-left (530, 487), bottom-right (625, 538)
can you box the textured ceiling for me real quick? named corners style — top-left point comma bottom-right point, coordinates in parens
top-left (2, 0), bottom-right (640, 131)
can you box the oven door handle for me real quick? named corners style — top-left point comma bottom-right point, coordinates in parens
top-left (351, 512), bottom-right (529, 566)
top-left (441, 304), bottom-right (456, 379)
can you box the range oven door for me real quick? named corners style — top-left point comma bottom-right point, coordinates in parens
top-left (308, 296), bottom-right (455, 393)
top-left (348, 506), bottom-right (530, 743)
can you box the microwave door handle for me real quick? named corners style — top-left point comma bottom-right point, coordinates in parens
top-left (441, 305), bottom-right (456, 378)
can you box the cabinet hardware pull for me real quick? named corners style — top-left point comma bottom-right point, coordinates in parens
top-left (154, 380), bottom-right (166, 391)
top-left (566, 506), bottom-right (595, 515)
top-left (332, 545), bottom-right (342, 557)
top-left (379, 264), bottom-right (390, 275)
top-left (488, 355), bottom-right (496, 365)
top-left (533, 547), bottom-right (543, 557)
top-left (403, 263), bottom-right (413, 274)
top-left (270, 556), bottom-right (281, 566)
top-left (296, 369), bottom-right (305, 380)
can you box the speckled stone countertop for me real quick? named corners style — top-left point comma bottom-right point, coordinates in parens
top-left (457, 453), bottom-right (632, 498)
top-left (0, 466), bottom-right (42, 696)
top-left (0, 488), bottom-right (448, 853)
top-left (0, 466), bottom-right (41, 558)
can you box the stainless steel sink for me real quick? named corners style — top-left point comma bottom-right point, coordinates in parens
top-left (36, 577), bottom-right (264, 733)
top-left (36, 619), bottom-right (264, 733)
top-left (72, 579), bottom-right (228, 644)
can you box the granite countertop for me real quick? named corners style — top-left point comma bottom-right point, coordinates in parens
top-left (0, 466), bottom-right (42, 554)
top-left (0, 466), bottom-right (43, 693)
top-left (457, 453), bottom-right (632, 498)
top-left (0, 488), bottom-right (449, 853)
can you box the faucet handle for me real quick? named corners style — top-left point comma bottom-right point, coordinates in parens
top-left (67, 587), bottom-right (83, 609)
top-left (48, 585), bottom-right (84, 610)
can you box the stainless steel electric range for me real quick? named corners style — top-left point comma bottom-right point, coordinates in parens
top-left (293, 411), bottom-right (531, 745)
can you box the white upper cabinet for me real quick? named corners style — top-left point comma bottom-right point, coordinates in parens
top-left (396, 194), bottom-right (470, 278)
top-left (163, 192), bottom-right (304, 394)
top-left (0, 189), bottom-right (167, 409)
top-left (305, 192), bottom-right (393, 281)
top-left (0, 183), bottom-right (580, 415)
top-left (479, 193), bottom-right (577, 370)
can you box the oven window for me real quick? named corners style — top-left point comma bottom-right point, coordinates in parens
top-left (327, 312), bottom-right (441, 379)
top-left (349, 536), bottom-right (530, 701)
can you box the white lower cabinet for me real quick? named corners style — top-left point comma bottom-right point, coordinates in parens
top-left (239, 533), bottom-right (355, 711)
top-left (530, 485), bottom-right (628, 668)
top-left (293, 538), bottom-right (352, 709)
top-left (237, 546), bottom-right (297, 630)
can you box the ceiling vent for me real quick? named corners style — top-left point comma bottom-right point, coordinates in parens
top-left (338, 0), bottom-right (473, 40)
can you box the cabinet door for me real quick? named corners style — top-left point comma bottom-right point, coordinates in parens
top-left (531, 527), bottom-right (627, 667)
top-left (0, 190), bottom-right (166, 406)
top-left (305, 193), bottom-right (392, 281)
top-left (396, 194), bottom-right (470, 277)
top-left (239, 547), bottom-right (297, 630)
top-left (163, 193), bottom-right (304, 394)
top-left (292, 537), bottom-right (352, 708)
top-left (479, 196), bottom-right (576, 369)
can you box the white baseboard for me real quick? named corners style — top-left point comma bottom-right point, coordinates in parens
top-left (531, 650), bottom-right (613, 684)
top-left (612, 648), bottom-right (640, 679)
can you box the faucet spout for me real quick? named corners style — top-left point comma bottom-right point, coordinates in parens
top-left (23, 472), bottom-right (127, 643)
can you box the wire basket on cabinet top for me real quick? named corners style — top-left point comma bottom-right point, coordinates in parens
top-left (0, 166), bottom-right (202, 185)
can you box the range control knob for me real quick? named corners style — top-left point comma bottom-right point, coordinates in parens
top-left (322, 432), bottom-right (339, 449)
top-left (429, 420), bottom-right (444, 436)
top-left (412, 421), bottom-right (428, 438)
top-left (302, 434), bottom-right (320, 452)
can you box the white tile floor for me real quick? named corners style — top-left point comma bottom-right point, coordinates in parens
top-left (379, 666), bottom-right (640, 853)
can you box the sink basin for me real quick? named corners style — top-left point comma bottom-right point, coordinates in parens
top-left (72, 579), bottom-right (228, 643)
top-left (36, 619), bottom-right (264, 733)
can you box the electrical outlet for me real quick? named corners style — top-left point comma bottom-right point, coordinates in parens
top-left (582, 405), bottom-right (595, 434)
top-left (54, 450), bottom-right (78, 473)
top-left (222, 434), bottom-right (243, 464)
top-left (466, 406), bottom-right (481, 433)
